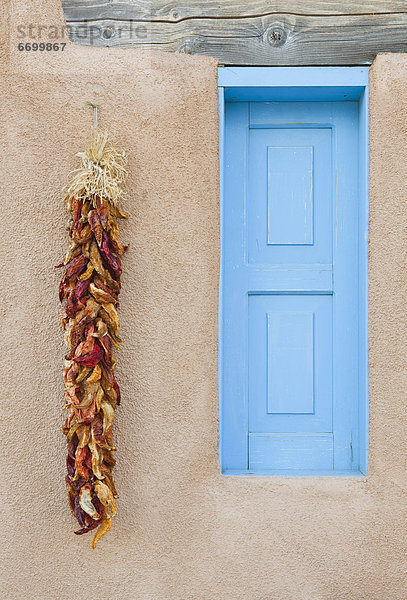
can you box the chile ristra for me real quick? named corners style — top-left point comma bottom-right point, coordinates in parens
top-left (57, 131), bottom-right (128, 548)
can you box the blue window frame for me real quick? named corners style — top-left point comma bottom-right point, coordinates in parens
top-left (218, 67), bottom-right (369, 476)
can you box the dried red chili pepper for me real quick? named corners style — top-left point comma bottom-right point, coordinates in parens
top-left (74, 518), bottom-right (102, 536)
top-left (73, 494), bottom-right (88, 528)
top-left (73, 342), bottom-right (104, 367)
top-left (72, 198), bottom-right (83, 230)
top-left (75, 278), bottom-right (91, 300)
top-left (74, 446), bottom-right (91, 480)
top-left (99, 335), bottom-right (113, 367)
top-left (63, 254), bottom-right (88, 282)
top-left (92, 413), bottom-right (110, 449)
top-left (67, 435), bottom-right (78, 459)
top-left (66, 455), bottom-right (75, 478)
top-left (95, 197), bottom-right (108, 228)
top-left (93, 275), bottom-right (118, 302)
top-left (100, 230), bottom-right (122, 279)
top-left (65, 292), bottom-right (82, 318)
top-left (113, 380), bottom-right (121, 406)
top-left (88, 210), bottom-right (103, 246)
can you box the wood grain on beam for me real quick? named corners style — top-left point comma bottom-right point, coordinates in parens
top-left (61, 1), bottom-right (407, 65)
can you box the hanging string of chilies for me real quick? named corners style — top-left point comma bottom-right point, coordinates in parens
top-left (57, 104), bottom-right (128, 548)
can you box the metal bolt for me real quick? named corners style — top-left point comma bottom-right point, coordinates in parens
top-left (267, 26), bottom-right (287, 47)
top-left (102, 27), bottom-right (115, 40)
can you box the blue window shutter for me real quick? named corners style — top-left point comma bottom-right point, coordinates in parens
top-left (220, 90), bottom-right (367, 475)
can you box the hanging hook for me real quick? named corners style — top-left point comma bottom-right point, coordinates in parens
top-left (86, 101), bottom-right (98, 141)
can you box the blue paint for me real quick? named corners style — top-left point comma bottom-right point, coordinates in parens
top-left (248, 111), bottom-right (332, 266)
top-left (358, 87), bottom-right (369, 476)
top-left (224, 87), bottom-right (366, 102)
top-left (249, 433), bottom-right (333, 471)
top-left (267, 145), bottom-right (314, 245)
top-left (218, 85), bottom-right (225, 471)
top-left (219, 66), bottom-right (368, 101)
top-left (218, 67), bottom-right (369, 476)
top-left (266, 311), bottom-right (315, 415)
top-left (249, 294), bottom-right (332, 436)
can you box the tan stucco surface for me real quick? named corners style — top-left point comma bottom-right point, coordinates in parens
top-left (1, 1), bottom-right (407, 598)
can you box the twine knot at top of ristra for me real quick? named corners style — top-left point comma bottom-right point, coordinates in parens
top-left (64, 129), bottom-right (128, 211)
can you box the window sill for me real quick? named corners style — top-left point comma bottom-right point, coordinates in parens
top-left (221, 469), bottom-right (367, 478)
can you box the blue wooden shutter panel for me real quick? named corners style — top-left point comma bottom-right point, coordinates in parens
top-left (220, 79), bottom-right (367, 476)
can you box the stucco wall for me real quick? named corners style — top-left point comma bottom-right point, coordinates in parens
top-left (1, 1), bottom-right (407, 598)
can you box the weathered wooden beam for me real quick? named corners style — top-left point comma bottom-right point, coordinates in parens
top-left (62, 0), bottom-right (407, 19)
top-left (61, 1), bottom-right (407, 65)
